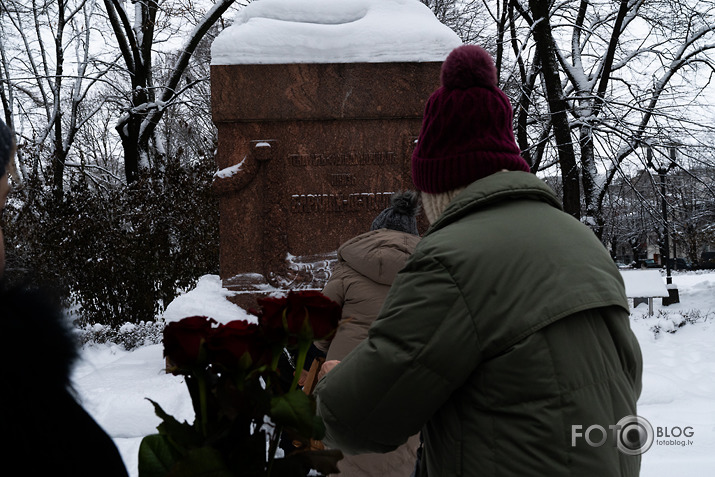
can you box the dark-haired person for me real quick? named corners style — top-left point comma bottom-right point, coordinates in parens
top-left (315, 46), bottom-right (643, 477)
top-left (316, 190), bottom-right (422, 477)
top-left (0, 119), bottom-right (129, 476)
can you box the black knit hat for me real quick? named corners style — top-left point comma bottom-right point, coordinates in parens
top-left (0, 119), bottom-right (14, 178)
top-left (370, 190), bottom-right (420, 235)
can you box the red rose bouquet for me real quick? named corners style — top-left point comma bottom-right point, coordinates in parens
top-left (138, 291), bottom-right (343, 476)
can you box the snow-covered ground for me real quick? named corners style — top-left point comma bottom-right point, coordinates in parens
top-left (73, 271), bottom-right (715, 476)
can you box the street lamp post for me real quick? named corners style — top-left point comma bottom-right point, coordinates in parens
top-left (646, 145), bottom-right (679, 304)
top-left (659, 160), bottom-right (672, 284)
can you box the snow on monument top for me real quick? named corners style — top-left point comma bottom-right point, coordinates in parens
top-left (210, 0), bottom-right (462, 65)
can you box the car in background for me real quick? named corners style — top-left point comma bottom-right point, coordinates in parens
top-left (667, 257), bottom-right (694, 270)
top-left (700, 252), bottom-right (715, 270)
top-left (637, 258), bottom-right (662, 268)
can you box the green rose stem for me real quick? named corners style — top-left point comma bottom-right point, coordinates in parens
top-left (289, 339), bottom-right (311, 393)
top-left (268, 335), bottom-right (311, 475)
top-left (196, 371), bottom-right (209, 438)
top-left (270, 347), bottom-right (282, 372)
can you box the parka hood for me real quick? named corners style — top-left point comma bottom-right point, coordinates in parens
top-left (337, 229), bottom-right (420, 285)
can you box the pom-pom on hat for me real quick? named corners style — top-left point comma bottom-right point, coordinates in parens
top-left (412, 45), bottom-right (531, 193)
top-left (370, 190), bottom-right (420, 236)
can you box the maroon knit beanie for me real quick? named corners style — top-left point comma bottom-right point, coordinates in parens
top-left (411, 45), bottom-right (531, 193)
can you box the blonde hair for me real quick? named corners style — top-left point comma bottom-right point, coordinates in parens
top-left (421, 187), bottom-right (466, 224)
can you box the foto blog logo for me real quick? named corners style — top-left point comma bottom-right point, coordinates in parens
top-left (571, 415), bottom-right (655, 455)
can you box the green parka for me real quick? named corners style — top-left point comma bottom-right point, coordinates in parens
top-left (315, 171), bottom-right (643, 476)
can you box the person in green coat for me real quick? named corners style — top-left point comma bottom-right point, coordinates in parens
top-left (315, 45), bottom-right (643, 476)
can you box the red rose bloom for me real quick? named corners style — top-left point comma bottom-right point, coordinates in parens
top-left (163, 316), bottom-right (217, 371)
top-left (254, 295), bottom-right (289, 342)
top-left (207, 320), bottom-right (270, 370)
top-left (286, 291), bottom-right (341, 340)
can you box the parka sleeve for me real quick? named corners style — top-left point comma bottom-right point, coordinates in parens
top-left (314, 262), bottom-right (347, 353)
top-left (321, 261), bottom-right (346, 306)
top-left (314, 249), bottom-right (482, 454)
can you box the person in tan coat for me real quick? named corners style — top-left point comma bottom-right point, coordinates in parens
top-left (317, 190), bottom-right (421, 477)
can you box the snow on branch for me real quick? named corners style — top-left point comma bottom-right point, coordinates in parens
top-left (138, 0), bottom-right (237, 141)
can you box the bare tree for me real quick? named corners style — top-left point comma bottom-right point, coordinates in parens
top-left (0, 0), bottom-right (115, 199)
top-left (526, 0), bottom-right (582, 217)
top-left (421, 0), bottom-right (491, 44)
top-left (665, 155), bottom-right (715, 264)
top-left (2, 0), bottom-right (244, 190)
top-left (102, 0), bottom-right (244, 183)
top-left (506, 0), bottom-right (715, 229)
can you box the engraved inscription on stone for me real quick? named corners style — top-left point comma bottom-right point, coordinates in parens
top-left (328, 173), bottom-right (356, 186)
top-left (288, 151), bottom-right (397, 167)
top-left (291, 192), bottom-right (392, 214)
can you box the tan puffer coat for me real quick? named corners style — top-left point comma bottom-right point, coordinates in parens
top-left (319, 227), bottom-right (420, 477)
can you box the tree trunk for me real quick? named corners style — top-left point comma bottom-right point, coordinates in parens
top-left (117, 117), bottom-right (140, 183)
top-left (528, 0), bottom-right (580, 218)
top-left (51, 0), bottom-right (66, 201)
